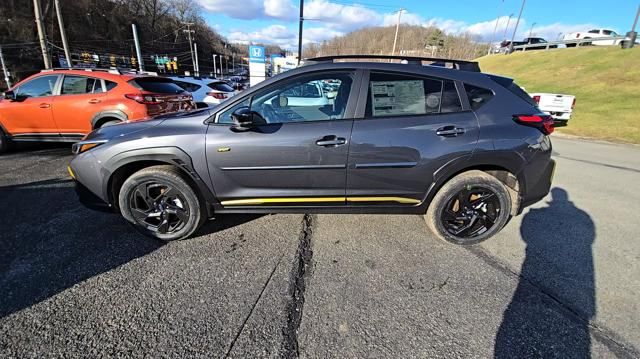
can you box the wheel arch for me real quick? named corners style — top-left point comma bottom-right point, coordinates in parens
top-left (104, 148), bottom-right (216, 217)
top-left (91, 110), bottom-right (128, 129)
top-left (424, 154), bottom-right (525, 216)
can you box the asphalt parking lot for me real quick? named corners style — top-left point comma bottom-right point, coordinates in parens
top-left (1, 137), bottom-right (639, 358)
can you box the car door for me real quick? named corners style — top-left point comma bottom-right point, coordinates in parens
top-left (52, 74), bottom-right (107, 134)
top-left (205, 70), bottom-right (360, 207)
top-left (346, 70), bottom-right (479, 206)
top-left (1, 74), bottom-right (60, 136)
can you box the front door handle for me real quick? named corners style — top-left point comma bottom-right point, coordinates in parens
top-left (316, 135), bottom-right (346, 147)
top-left (88, 99), bottom-right (101, 104)
top-left (436, 126), bottom-right (465, 137)
top-left (39, 103), bottom-right (51, 109)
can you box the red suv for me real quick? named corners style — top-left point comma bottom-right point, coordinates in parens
top-left (0, 68), bottom-right (194, 153)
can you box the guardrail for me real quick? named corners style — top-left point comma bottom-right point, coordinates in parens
top-left (507, 36), bottom-right (628, 52)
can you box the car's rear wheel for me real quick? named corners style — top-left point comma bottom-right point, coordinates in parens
top-left (118, 165), bottom-right (204, 241)
top-left (0, 128), bottom-right (12, 154)
top-left (425, 170), bottom-right (512, 245)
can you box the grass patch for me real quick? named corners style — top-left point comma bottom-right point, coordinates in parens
top-left (477, 47), bottom-right (640, 143)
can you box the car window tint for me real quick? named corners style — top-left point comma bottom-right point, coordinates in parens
top-left (174, 80), bottom-right (201, 92)
top-left (588, 29), bottom-right (599, 33)
top-left (464, 84), bottom-right (495, 110)
top-left (131, 78), bottom-right (184, 94)
top-left (105, 80), bottom-right (118, 91)
top-left (208, 82), bottom-right (234, 92)
top-left (249, 72), bottom-right (354, 124)
top-left (15, 75), bottom-right (58, 98)
top-left (61, 75), bottom-right (97, 95)
top-left (440, 81), bottom-right (463, 113)
top-left (365, 72), bottom-right (443, 118)
top-left (217, 97), bottom-right (251, 124)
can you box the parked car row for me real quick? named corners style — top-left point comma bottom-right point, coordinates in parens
top-left (0, 68), bottom-right (248, 153)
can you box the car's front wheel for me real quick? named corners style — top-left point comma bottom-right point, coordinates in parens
top-left (118, 165), bottom-right (204, 241)
top-left (424, 170), bottom-right (512, 245)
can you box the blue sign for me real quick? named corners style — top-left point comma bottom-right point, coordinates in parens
top-left (249, 46), bottom-right (265, 64)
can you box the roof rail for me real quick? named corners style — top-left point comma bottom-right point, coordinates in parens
top-left (40, 67), bottom-right (158, 76)
top-left (304, 55), bottom-right (481, 72)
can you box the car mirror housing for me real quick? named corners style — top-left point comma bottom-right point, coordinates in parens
top-left (3, 90), bottom-right (15, 100)
top-left (231, 106), bottom-right (255, 131)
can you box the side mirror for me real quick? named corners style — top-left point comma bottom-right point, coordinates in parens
top-left (231, 106), bottom-right (255, 131)
top-left (326, 92), bottom-right (336, 99)
top-left (3, 90), bottom-right (15, 100)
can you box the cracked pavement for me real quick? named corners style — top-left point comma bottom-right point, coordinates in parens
top-left (1, 137), bottom-right (640, 358)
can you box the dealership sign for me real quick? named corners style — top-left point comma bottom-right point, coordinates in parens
top-left (249, 45), bottom-right (266, 87)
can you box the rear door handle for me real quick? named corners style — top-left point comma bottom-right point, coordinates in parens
top-left (436, 126), bottom-right (465, 137)
top-left (39, 103), bottom-right (51, 109)
top-left (316, 135), bottom-right (346, 147)
top-left (88, 99), bottom-right (101, 104)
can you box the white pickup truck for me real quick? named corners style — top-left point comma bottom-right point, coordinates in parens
top-left (563, 29), bottom-right (624, 46)
top-left (529, 93), bottom-right (576, 122)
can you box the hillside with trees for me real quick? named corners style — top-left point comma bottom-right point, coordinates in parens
top-left (304, 25), bottom-right (487, 60)
top-left (0, 0), bottom-right (285, 88)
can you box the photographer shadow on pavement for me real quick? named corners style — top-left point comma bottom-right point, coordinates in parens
top-left (494, 188), bottom-right (596, 358)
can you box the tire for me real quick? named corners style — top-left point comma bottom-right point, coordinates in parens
top-left (0, 128), bottom-right (12, 154)
top-left (424, 170), bottom-right (512, 245)
top-left (118, 165), bottom-right (205, 241)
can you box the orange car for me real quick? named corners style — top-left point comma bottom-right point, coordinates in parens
top-left (0, 68), bottom-right (194, 153)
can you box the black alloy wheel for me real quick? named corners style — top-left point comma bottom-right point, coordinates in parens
top-left (129, 181), bottom-right (190, 235)
top-left (440, 185), bottom-right (501, 239)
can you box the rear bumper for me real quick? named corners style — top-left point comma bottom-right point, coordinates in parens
top-left (520, 159), bottom-right (555, 211)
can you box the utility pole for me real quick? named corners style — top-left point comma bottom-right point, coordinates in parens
top-left (297, 0), bottom-right (304, 65)
top-left (183, 23), bottom-right (196, 74)
top-left (488, 0), bottom-right (505, 55)
top-left (132, 24), bottom-right (144, 71)
top-left (627, 4), bottom-right (639, 49)
top-left (0, 46), bottom-right (11, 89)
top-left (509, 0), bottom-right (526, 53)
top-left (54, 0), bottom-right (72, 68)
top-left (194, 43), bottom-right (199, 76)
top-left (219, 55), bottom-right (223, 78)
top-left (33, 0), bottom-right (51, 69)
top-left (392, 8), bottom-right (404, 56)
top-left (232, 53), bottom-right (235, 72)
top-left (213, 54), bottom-right (217, 77)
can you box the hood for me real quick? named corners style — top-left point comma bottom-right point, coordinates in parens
top-left (82, 118), bottom-right (165, 142)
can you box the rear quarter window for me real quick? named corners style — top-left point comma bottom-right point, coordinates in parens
top-left (130, 78), bottom-right (185, 94)
top-left (464, 84), bottom-right (495, 110)
top-left (208, 82), bottom-right (234, 92)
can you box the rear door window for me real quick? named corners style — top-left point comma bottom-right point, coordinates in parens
top-left (61, 75), bottom-right (100, 95)
top-left (208, 82), bottom-right (234, 92)
top-left (365, 72), bottom-right (463, 117)
top-left (131, 78), bottom-right (185, 94)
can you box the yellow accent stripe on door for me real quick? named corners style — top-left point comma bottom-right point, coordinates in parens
top-left (220, 196), bottom-right (421, 206)
top-left (220, 197), bottom-right (346, 206)
top-left (347, 196), bottom-right (421, 204)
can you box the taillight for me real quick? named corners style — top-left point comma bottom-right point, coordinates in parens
top-left (571, 98), bottom-right (576, 109)
top-left (207, 92), bottom-right (228, 100)
top-left (532, 95), bottom-right (541, 104)
top-left (513, 114), bottom-right (555, 135)
top-left (125, 93), bottom-right (165, 104)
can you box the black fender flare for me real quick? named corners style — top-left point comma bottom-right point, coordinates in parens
top-left (420, 151), bottom-right (526, 211)
top-left (91, 110), bottom-right (128, 129)
top-left (103, 147), bottom-right (217, 216)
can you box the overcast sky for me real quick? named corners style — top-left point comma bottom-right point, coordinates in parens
top-left (199, 0), bottom-right (639, 50)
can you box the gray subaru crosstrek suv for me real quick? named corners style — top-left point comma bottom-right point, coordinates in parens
top-left (68, 55), bottom-right (555, 245)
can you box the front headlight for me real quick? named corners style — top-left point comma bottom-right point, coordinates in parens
top-left (71, 139), bottom-right (108, 155)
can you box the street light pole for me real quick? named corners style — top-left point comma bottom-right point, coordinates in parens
top-left (488, 0), bottom-right (505, 55)
top-left (529, 22), bottom-right (537, 38)
top-left (54, 0), bottom-right (72, 68)
top-left (33, 0), bottom-right (51, 69)
top-left (503, 13), bottom-right (514, 40)
top-left (509, 0), bottom-right (526, 53)
top-left (213, 54), bottom-right (217, 77)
